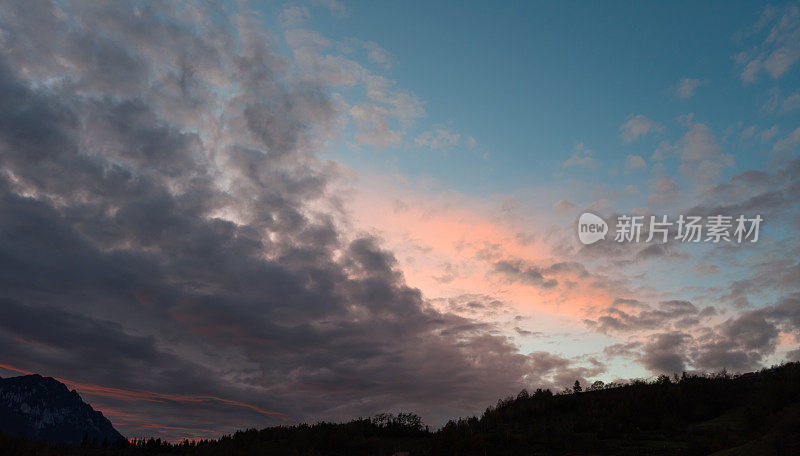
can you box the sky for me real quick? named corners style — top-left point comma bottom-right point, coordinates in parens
top-left (0, 0), bottom-right (799, 443)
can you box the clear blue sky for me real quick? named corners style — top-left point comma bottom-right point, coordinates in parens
top-left (295, 0), bottom-right (783, 198)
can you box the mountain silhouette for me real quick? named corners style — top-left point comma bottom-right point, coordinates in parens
top-left (0, 374), bottom-right (123, 446)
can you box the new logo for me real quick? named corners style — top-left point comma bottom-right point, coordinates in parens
top-left (578, 213), bottom-right (608, 245)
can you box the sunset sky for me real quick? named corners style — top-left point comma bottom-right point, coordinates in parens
top-left (1, 0), bottom-right (799, 442)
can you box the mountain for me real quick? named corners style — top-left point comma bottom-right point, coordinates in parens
top-left (0, 374), bottom-right (123, 446)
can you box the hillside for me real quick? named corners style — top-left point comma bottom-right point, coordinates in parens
top-left (1, 363), bottom-right (798, 455)
top-left (0, 374), bottom-right (124, 447)
top-left (431, 363), bottom-right (800, 455)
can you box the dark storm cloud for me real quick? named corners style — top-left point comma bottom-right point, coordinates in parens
top-left (591, 292), bottom-right (799, 374)
top-left (639, 332), bottom-right (691, 374)
top-left (0, 0), bottom-right (590, 441)
top-left (605, 306), bottom-right (788, 375)
top-left (768, 292), bottom-right (800, 332)
top-left (721, 311), bottom-right (779, 353)
top-left (586, 294), bottom-right (797, 375)
top-left (691, 310), bottom-right (781, 373)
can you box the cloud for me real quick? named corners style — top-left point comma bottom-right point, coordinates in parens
top-left (722, 311), bottom-right (779, 353)
top-left (360, 40), bottom-right (394, 69)
top-left (415, 126), bottom-right (474, 151)
top-left (762, 87), bottom-right (800, 115)
top-left (283, 24), bottom-right (425, 150)
top-left (737, 4), bottom-right (800, 83)
top-left (280, 5), bottom-right (311, 28)
top-left (619, 115), bottom-right (663, 144)
top-left (673, 78), bottom-right (706, 100)
top-left (562, 143), bottom-right (598, 168)
top-left (782, 93), bottom-right (800, 113)
top-left (769, 292), bottom-right (800, 334)
top-left (771, 126), bottom-right (800, 156)
top-left (693, 263), bottom-right (720, 276)
top-left (591, 292), bottom-right (799, 375)
top-left (584, 300), bottom-right (708, 334)
top-left (761, 125), bottom-right (780, 142)
top-left (345, 83), bottom-right (425, 149)
top-left (514, 327), bottom-right (542, 337)
top-left (647, 176), bottom-right (681, 206)
top-left (553, 198), bottom-right (577, 212)
top-left (625, 154), bottom-right (646, 171)
top-left (688, 156), bottom-right (800, 220)
top-left (525, 352), bottom-right (606, 389)
top-left (434, 294), bottom-right (507, 318)
top-left (678, 122), bottom-right (734, 184)
top-left (492, 260), bottom-right (558, 289)
top-left (0, 0), bottom-right (556, 441)
top-left (639, 332), bottom-right (691, 374)
top-left (0, 0), bottom-right (797, 444)
top-left (543, 261), bottom-right (589, 278)
top-left (603, 341), bottom-right (643, 359)
top-left (692, 310), bottom-right (779, 372)
top-left (311, 0), bottom-right (347, 17)
top-left (349, 103), bottom-right (405, 148)
top-left (0, 300), bottom-right (289, 435)
top-left (650, 141), bottom-right (675, 161)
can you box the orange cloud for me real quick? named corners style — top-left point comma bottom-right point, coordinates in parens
top-left (55, 380), bottom-right (288, 421)
top-left (346, 178), bottom-right (618, 324)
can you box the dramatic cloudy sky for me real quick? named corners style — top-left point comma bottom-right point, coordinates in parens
top-left (1, 0), bottom-right (799, 442)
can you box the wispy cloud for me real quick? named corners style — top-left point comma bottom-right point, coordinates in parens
top-left (619, 115), bottom-right (663, 144)
top-left (563, 143), bottom-right (599, 168)
top-left (736, 4), bottom-right (800, 83)
top-left (673, 78), bottom-right (706, 99)
top-left (415, 125), bottom-right (475, 151)
top-left (625, 154), bottom-right (646, 171)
